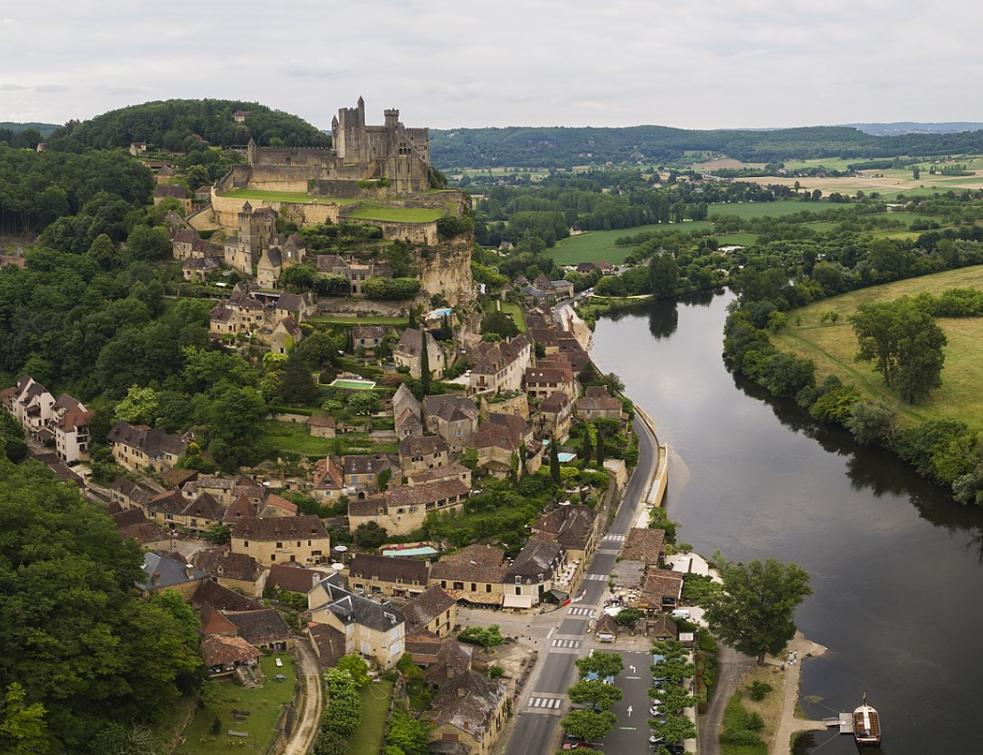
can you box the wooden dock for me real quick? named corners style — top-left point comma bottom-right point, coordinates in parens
top-left (821, 714), bottom-right (855, 734)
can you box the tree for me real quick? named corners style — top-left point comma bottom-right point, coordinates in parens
top-left (851, 298), bottom-right (946, 403)
top-left (458, 625), bottom-right (504, 648)
top-left (113, 385), bottom-right (161, 425)
top-left (579, 429), bottom-right (592, 467)
top-left (567, 680), bottom-right (623, 711)
top-left (614, 608), bottom-right (643, 626)
top-left (0, 683), bottom-right (49, 755)
top-left (845, 401), bottom-right (897, 446)
top-left (353, 521), bottom-right (388, 549)
top-left (575, 651), bottom-right (623, 680)
top-left (704, 556), bottom-right (812, 664)
top-left (419, 331), bottom-right (432, 396)
top-left (651, 713), bottom-right (696, 745)
top-left (279, 352), bottom-right (319, 405)
top-left (334, 655), bottom-right (370, 690)
top-left (595, 430), bottom-right (605, 468)
top-left (649, 254), bottom-right (679, 299)
top-left (561, 709), bottom-right (616, 742)
top-left (126, 225), bottom-right (171, 262)
top-left (385, 711), bottom-right (430, 755)
top-left (913, 165), bottom-right (921, 180)
top-left (549, 438), bottom-right (561, 484)
top-left (482, 310), bottom-right (519, 339)
top-left (321, 668), bottom-right (361, 739)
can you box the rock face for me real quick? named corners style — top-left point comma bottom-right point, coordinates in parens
top-left (418, 237), bottom-right (475, 307)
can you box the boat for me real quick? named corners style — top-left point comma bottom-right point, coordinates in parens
top-left (852, 693), bottom-right (882, 747)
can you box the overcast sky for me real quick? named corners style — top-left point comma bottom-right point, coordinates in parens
top-left (2, 0), bottom-right (982, 130)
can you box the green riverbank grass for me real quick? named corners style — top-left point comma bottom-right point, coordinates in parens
top-left (772, 264), bottom-right (983, 430)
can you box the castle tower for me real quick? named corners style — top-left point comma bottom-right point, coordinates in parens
top-left (357, 95), bottom-right (365, 126)
top-left (247, 138), bottom-right (257, 165)
top-left (384, 108), bottom-right (400, 131)
top-left (238, 202), bottom-right (254, 248)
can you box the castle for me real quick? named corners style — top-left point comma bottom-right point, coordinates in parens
top-left (245, 97), bottom-right (431, 194)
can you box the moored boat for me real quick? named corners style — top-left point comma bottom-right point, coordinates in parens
top-left (853, 693), bottom-right (881, 747)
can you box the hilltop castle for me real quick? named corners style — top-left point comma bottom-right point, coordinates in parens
top-left (246, 97), bottom-right (431, 194)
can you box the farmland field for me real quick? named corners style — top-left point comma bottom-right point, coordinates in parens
top-left (222, 188), bottom-right (358, 205)
top-left (708, 199), bottom-right (839, 219)
top-left (548, 221), bottom-right (713, 265)
top-left (773, 265), bottom-right (983, 430)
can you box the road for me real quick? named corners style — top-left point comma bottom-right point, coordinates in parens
top-left (505, 414), bottom-right (658, 755)
top-left (604, 648), bottom-right (655, 754)
top-left (282, 640), bottom-right (324, 755)
top-left (698, 645), bottom-right (755, 755)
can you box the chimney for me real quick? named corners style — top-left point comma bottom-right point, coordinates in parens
top-left (151, 571), bottom-right (160, 586)
top-left (457, 685), bottom-right (466, 698)
top-left (185, 563), bottom-right (195, 579)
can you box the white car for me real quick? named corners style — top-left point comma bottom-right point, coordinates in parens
top-left (670, 608), bottom-right (691, 620)
top-left (649, 703), bottom-right (662, 716)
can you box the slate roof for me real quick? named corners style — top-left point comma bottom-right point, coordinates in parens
top-left (429, 544), bottom-right (506, 584)
top-left (230, 515), bottom-right (328, 541)
top-left (308, 623), bottom-right (347, 669)
top-left (223, 609), bottom-right (292, 645)
top-left (533, 504), bottom-right (596, 551)
top-left (312, 578), bottom-right (404, 632)
top-left (276, 292), bottom-right (305, 312)
top-left (107, 421), bottom-right (186, 458)
top-left (342, 454), bottom-right (392, 476)
top-left (137, 551), bottom-right (204, 590)
top-left (267, 564), bottom-right (324, 594)
top-left (192, 580), bottom-right (263, 612)
top-left (403, 585), bottom-right (456, 633)
top-left (399, 434), bottom-right (448, 458)
top-left (540, 391), bottom-right (571, 413)
top-left (422, 395), bottom-right (479, 424)
top-left (505, 537), bottom-right (563, 581)
top-left (423, 639), bottom-right (473, 684)
top-left (348, 554), bottom-right (429, 586)
top-left (431, 671), bottom-right (507, 740)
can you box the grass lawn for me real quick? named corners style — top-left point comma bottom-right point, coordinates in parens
top-left (773, 264), bottom-right (983, 430)
top-left (311, 314), bottom-right (407, 326)
top-left (260, 420), bottom-right (397, 457)
top-left (719, 666), bottom-right (784, 755)
top-left (714, 232), bottom-right (759, 246)
top-left (498, 300), bottom-right (527, 331)
top-left (349, 680), bottom-right (394, 755)
top-left (346, 205), bottom-right (446, 223)
top-left (548, 221), bottom-right (714, 265)
top-left (222, 188), bottom-right (358, 206)
top-left (708, 199), bottom-right (837, 219)
top-left (176, 655), bottom-right (296, 755)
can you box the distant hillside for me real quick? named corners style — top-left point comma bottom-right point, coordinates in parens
top-left (0, 122), bottom-right (60, 135)
top-left (430, 124), bottom-right (983, 169)
top-left (845, 122), bottom-right (983, 136)
top-left (48, 99), bottom-right (329, 152)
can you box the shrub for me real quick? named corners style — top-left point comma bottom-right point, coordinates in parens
top-left (748, 679), bottom-right (772, 702)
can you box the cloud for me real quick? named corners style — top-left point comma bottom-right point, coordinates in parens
top-left (2, 0), bottom-right (983, 128)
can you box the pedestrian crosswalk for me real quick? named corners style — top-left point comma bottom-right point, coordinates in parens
top-left (551, 638), bottom-right (581, 649)
top-left (567, 606), bottom-right (596, 617)
top-left (602, 533), bottom-right (626, 543)
top-left (583, 573), bottom-right (607, 581)
top-left (528, 697), bottom-right (563, 709)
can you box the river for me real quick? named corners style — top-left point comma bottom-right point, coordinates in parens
top-left (589, 290), bottom-right (983, 754)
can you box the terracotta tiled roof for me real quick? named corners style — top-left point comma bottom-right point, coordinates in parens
top-left (430, 544), bottom-right (506, 584)
top-left (202, 635), bottom-right (261, 666)
top-left (230, 515), bottom-right (328, 541)
top-left (403, 585), bottom-right (455, 633)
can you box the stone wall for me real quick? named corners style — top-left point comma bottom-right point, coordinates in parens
top-left (209, 188), bottom-right (342, 229)
top-left (317, 297), bottom-right (411, 317)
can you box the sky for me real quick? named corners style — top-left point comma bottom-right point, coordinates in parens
top-left (2, 0), bottom-right (983, 131)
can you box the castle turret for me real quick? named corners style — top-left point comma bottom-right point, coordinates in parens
top-left (385, 108), bottom-right (400, 131)
top-left (247, 138), bottom-right (257, 166)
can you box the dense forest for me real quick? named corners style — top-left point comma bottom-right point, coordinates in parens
top-left (48, 99), bottom-right (329, 152)
top-left (431, 124), bottom-right (983, 168)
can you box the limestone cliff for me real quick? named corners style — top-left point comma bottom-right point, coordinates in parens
top-left (417, 236), bottom-right (475, 307)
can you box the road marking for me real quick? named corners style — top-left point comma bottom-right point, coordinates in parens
top-left (625, 676), bottom-right (642, 680)
top-left (583, 573), bottom-right (608, 581)
top-left (551, 639), bottom-right (581, 649)
top-left (603, 534), bottom-right (626, 542)
top-left (618, 726), bottom-right (637, 730)
top-left (567, 606), bottom-right (596, 617)
top-left (528, 697), bottom-right (563, 709)
top-left (546, 627), bottom-right (555, 640)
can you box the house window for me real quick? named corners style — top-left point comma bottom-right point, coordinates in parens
top-left (243, 541), bottom-right (249, 548)
top-left (276, 542), bottom-right (283, 548)
top-left (485, 584), bottom-right (492, 593)
top-left (471, 583), bottom-right (476, 591)
top-left (271, 554), bottom-right (276, 561)
top-left (441, 580), bottom-right (447, 588)
top-left (453, 581), bottom-right (464, 590)
top-left (514, 576), bottom-right (522, 585)
top-left (515, 586), bottom-right (521, 595)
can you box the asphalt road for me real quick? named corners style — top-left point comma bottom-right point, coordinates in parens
top-left (505, 415), bottom-right (658, 755)
top-left (605, 648), bottom-right (655, 755)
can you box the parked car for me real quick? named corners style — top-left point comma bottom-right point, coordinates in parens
top-left (649, 703), bottom-right (662, 716)
top-left (670, 608), bottom-right (691, 620)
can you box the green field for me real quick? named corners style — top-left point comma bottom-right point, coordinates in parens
top-left (350, 681), bottom-right (394, 755)
top-left (345, 205), bottom-right (446, 223)
top-left (222, 188), bottom-right (358, 206)
top-left (708, 199), bottom-right (838, 219)
top-left (773, 265), bottom-right (983, 429)
top-left (715, 232), bottom-right (759, 246)
top-left (498, 300), bottom-right (527, 331)
top-left (259, 420), bottom-right (397, 457)
top-left (548, 221), bottom-right (713, 265)
top-left (176, 655), bottom-right (296, 755)
top-left (310, 315), bottom-right (407, 326)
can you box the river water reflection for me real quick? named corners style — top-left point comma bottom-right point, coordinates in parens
top-left (590, 291), bottom-right (983, 754)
